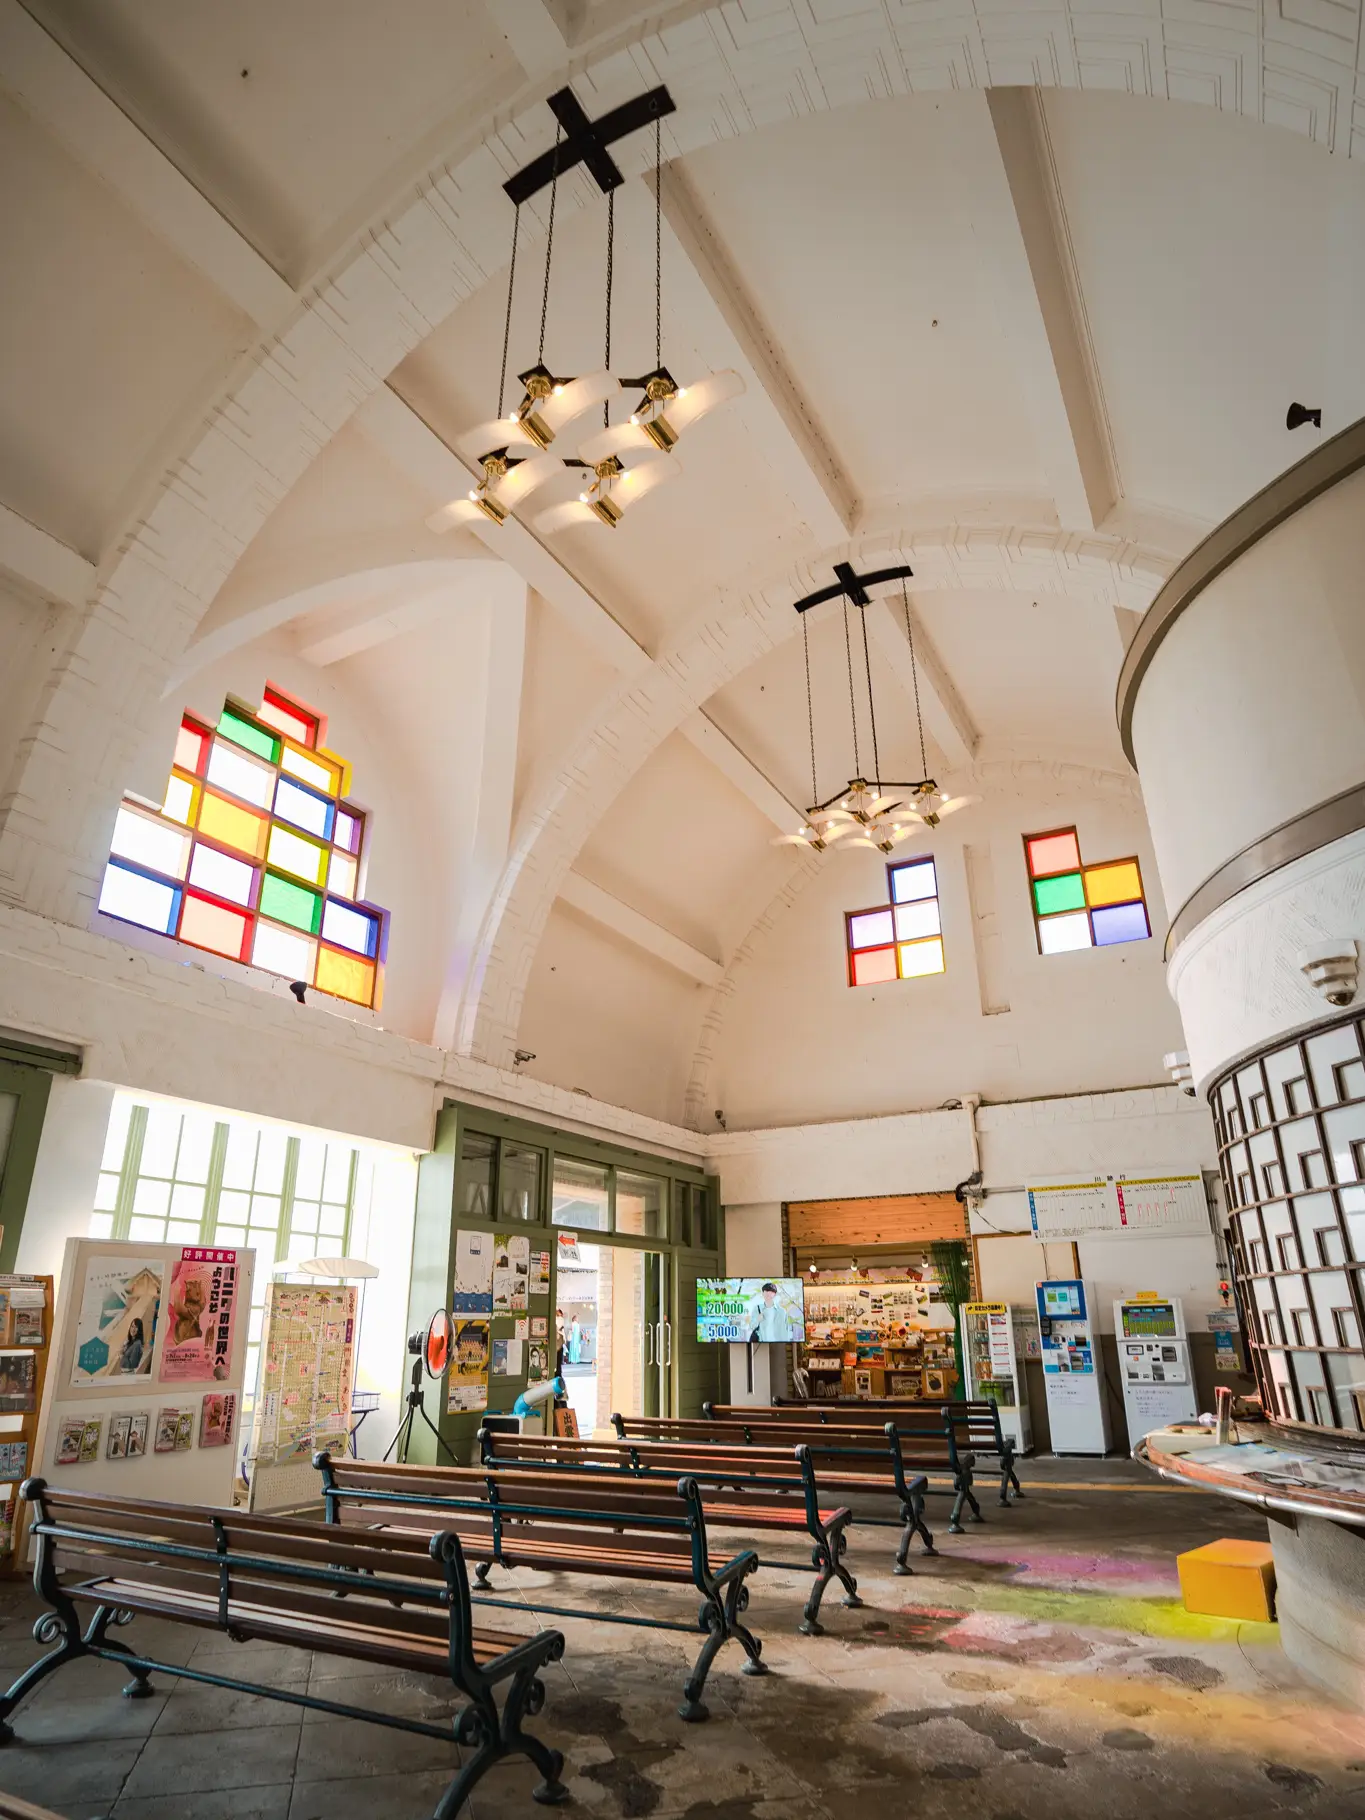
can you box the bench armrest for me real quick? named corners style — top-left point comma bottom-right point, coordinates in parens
top-left (709, 1547), bottom-right (759, 1591)
top-left (475, 1625), bottom-right (567, 1687)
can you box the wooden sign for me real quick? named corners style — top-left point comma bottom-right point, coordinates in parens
top-left (554, 1406), bottom-right (579, 1439)
top-left (787, 1193), bottom-right (965, 1252)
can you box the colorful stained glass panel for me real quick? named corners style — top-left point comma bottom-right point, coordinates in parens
top-left (894, 899), bottom-right (940, 943)
top-left (328, 850), bottom-right (357, 899)
top-left (321, 899), bottom-right (376, 956)
top-left (258, 872), bottom-right (321, 933)
top-left (890, 859), bottom-right (937, 903)
top-left (218, 708), bottom-right (280, 765)
top-left (198, 791), bottom-right (270, 860)
top-left (1027, 831), bottom-right (1081, 878)
top-left (1092, 901), bottom-right (1151, 945)
top-left (188, 844), bottom-right (256, 908)
top-left (1084, 860), bottom-right (1143, 907)
top-left (162, 773), bottom-right (198, 825)
top-left (315, 944), bottom-right (375, 1005)
top-left (110, 806), bottom-right (190, 880)
top-left (1038, 910), bottom-right (1093, 954)
top-left (333, 809), bottom-right (361, 853)
top-left (266, 824), bottom-right (327, 886)
top-left (99, 863), bottom-right (180, 934)
top-left (280, 744), bottom-right (338, 796)
top-left (179, 893), bottom-right (250, 961)
top-left (206, 738), bottom-right (274, 809)
top-left (253, 920), bottom-right (316, 979)
top-left (898, 938), bottom-right (944, 978)
top-left (274, 776), bottom-right (334, 840)
top-left (851, 946), bottom-right (898, 986)
top-left (175, 719), bottom-right (209, 775)
top-left (1033, 872), bottom-right (1086, 917)
top-left (259, 689), bottom-right (317, 747)
top-left (849, 909), bottom-right (895, 950)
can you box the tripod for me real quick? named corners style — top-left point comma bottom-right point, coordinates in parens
top-left (383, 1350), bottom-right (458, 1464)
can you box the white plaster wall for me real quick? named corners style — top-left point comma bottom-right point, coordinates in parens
top-left (1130, 463), bottom-right (1365, 916)
top-left (724, 1203), bottom-right (785, 1275)
top-left (346, 1146), bottom-right (420, 1459)
top-left (1168, 827), bottom-right (1365, 1087)
top-left (0, 575), bottom-right (73, 810)
top-left (14, 1076), bottom-right (115, 1283)
top-left (704, 777), bottom-right (1183, 1130)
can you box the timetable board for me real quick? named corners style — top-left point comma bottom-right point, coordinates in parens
top-left (1027, 1172), bottom-right (1210, 1242)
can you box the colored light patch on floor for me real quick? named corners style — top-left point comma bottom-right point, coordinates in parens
top-left (898, 1579), bottom-right (1276, 1643)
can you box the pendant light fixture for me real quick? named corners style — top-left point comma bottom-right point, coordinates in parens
top-left (776, 565), bottom-right (979, 854)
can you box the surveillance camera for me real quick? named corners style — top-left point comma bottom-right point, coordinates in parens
top-left (1163, 1050), bottom-right (1196, 1096)
top-left (1298, 940), bottom-right (1359, 1008)
top-left (513, 1049), bottom-right (536, 1067)
top-left (714, 1109), bottom-right (727, 1131)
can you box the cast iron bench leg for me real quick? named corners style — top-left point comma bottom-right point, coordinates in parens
top-left (895, 1493), bottom-right (935, 1573)
top-left (438, 1660), bottom-right (567, 1816)
top-left (86, 1607), bottom-right (155, 1700)
top-left (0, 1607), bottom-right (87, 1738)
top-left (802, 1520), bottom-right (861, 1626)
top-left (963, 1473), bottom-right (985, 1524)
top-left (683, 1572), bottom-right (765, 1722)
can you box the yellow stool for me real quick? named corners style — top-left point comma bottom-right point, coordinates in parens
top-left (1177, 1538), bottom-right (1276, 1621)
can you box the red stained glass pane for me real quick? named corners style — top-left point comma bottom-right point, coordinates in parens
top-left (1027, 830), bottom-right (1080, 878)
top-left (174, 718), bottom-right (210, 777)
top-left (851, 946), bottom-right (898, 986)
top-left (260, 686), bottom-right (319, 749)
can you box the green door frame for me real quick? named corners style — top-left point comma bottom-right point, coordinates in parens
top-left (0, 1059), bottom-right (59, 1274)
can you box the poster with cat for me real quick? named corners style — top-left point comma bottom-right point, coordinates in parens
top-left (160, 1249), bottom-right (240, 1383)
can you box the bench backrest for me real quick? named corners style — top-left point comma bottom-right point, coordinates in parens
top-left (613, 1412), bottom-right (963, 1472)
top-left (22, 1476), bottom-right (474, 1669)
top-left (315, 1453), bottom-right (712, 1576)
top-left (756, 1398), bottom-right (1010, 1453)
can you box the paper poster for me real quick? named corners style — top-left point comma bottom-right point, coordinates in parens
top-left (514, 1318), bottom-right (529, 1340)
top-left (161, 1249), bottom-right (239, 1383)
top-left (491, 1337), bottom-right (523, 1377)
top-left (71, 1255), bottom-right (164, 1385)
top-left (530, 1250), bottom-right (550, 1297)
top-left (199, 1392), bottom-right (237, 1449)
top-left (0, 1354), bottom-right (36, 1412)
top-left (531, 1316), bottom-right (547, 1339)
top-left (493, 1234), bottom-right (530, 1313)
top-left (448, 1319), bottom-right (490, 1412)
top-left (528, 1341), bottom-right (550, 1383)
top-left (127, 1412), bottom-right (148, 1457)
top-left (453, 1229), bottom-right (495, 1313)
top-left (55, 1416), bottom-right (87, 1465)
top-left (255, 1285), bottom-right (356, 1465)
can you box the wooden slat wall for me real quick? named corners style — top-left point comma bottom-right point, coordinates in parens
top-left (672, 1250), bottom-right (722, 1418)
top-left (787, 1193), bottom-right (966, 1251)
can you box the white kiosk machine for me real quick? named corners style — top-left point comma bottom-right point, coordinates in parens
top-left (1036, 1278), bottom-right (1111, 1454)
top-left (1113, 1293), bottom-right (1196, 1442)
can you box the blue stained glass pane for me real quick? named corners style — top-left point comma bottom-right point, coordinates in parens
top-left (890, 859), bottom-right (936, 903)
top-left (274, 775), bottom-right (335, 841)
top-left (98, 861), bottom-right (182, 935)
top-left (1092, 900), bottom-right (1150, 946)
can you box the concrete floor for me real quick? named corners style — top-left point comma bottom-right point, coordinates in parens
top-left (2, 1461), bottom-right (1363, 1819)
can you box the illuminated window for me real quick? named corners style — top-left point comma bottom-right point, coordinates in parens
top-left (97, 686), bottom-right (388, 1008)
top-left (846, 858), bottom-right (945, 986)
top-left (1024, 827), bottom-right (1149, 955)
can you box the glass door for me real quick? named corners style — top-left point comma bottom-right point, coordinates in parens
top-left (643, 1250), bottom-right (670, 1418)
top-left (555, 1241), bottom-right (669, 1433)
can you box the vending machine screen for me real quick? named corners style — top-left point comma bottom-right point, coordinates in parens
top-left (1042, 1283), bottom-right (1083, 1318)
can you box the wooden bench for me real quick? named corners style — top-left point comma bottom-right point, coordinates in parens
top-left (476, 1428), bottom-right (876, 1632)
top-left (314, 1453), bottom-right (766, 1719)
top-left (613, 1410), bottom-right (981, 1536)
top-left (712, 1398), bottom-right (1024, 1505)
top-left (0, 1478), bottom-right (568, 1816)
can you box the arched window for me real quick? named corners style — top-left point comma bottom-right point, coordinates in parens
top-left (98, 685), bottom-right (389, 1009)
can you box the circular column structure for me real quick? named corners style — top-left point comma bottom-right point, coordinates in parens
top-left (1119, 417), bottom-right (1365, 1702)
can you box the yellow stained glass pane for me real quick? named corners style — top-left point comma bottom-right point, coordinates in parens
top-left (1085, 860), bottom-right (1142, 908)
top-left (198, 790), bottom-right (269, 860)
top-left (280, 742), bottom-right (339, 797)
top-left (162, 771), bottom-right (199, 826)
top-left (267, 823), bottom-right (327, 886)
top-left (315, 943), bottom-right (375, 1006)
top-left (898, 937), bottom-right (944, 978)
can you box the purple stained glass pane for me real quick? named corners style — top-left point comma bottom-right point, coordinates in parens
top-left (1091, 900), bottom-right (1150, 946)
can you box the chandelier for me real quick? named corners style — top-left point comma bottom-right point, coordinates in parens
top-left (778, 565), bottom-right (979, 854)
top-left (427, 88), bottom-right (742, 538)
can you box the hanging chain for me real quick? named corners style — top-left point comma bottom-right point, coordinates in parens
top-left (842, 600), bottom-right (861, 778)
top-left (654, 113), bottom-right (662, 370)
top-left (604, 187), bottom-right (615, 427)
top-left (497, 203), bottom-right (521, 420)
top-left (858, 601), bottom-right (881, 787)
top-left (903, 576), bottom-right (927, 778)
top-left (802, 610), bottom-right (818, 811)
top-left (537, 123), bottom-right (563, 365)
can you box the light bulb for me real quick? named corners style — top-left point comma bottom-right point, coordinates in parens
top-left (630, 414), bottom-right (639, 425)
top-left (678, 388), bottom-right (688, 398)
top-left (507, 414), bottom-right (518, 423)
top-left (579, 493), bottom-right (589, 503)
top-left (467, 490), bottom-right (478, 501)
top-left (553, 385), bottom-right (564, 396)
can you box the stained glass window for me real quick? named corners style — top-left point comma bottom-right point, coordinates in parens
top-left (846, 857), bottom-right (945, 986)
top-left (1024, 827), bottom-right (1150, 955)
top-left (96, 685), bottom-right (388, 1009)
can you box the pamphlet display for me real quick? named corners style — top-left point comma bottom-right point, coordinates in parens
top-left (1035, 1277), bottom-right (1111, 1454)
top-left (1114, 1293), bottom-right (1197, 1443)
top-left (959, 1302), bottom-right (1032, 1452)
top-left (0, 1274), bottom-right (53, 1572)
top-left (35, 1238), bottom-right (255, 1509)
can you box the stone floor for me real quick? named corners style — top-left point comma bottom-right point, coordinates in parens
top-left (2, 1460), bottom-right (1364, 1820)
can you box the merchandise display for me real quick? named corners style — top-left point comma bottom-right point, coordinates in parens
top-left (798, 1265), bottom-right (958, 1399)
top-left (960, 1301), bottom-right (1033, 1451)
top-left (0, 1274), bottom-right (54, 1573)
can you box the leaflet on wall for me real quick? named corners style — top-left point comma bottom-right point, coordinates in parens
top-left (71, 1255), bottom-right (164, 1385)
top-left (491, 1337), bottom-right (523, 1377)
top-left (528, 1341), bottom-right (550, 1382)
top-left (492, 1234), bottom-right (530, 1313)
top-left (453, 1230), bottom-right (495, 1313)
top-left (154, 1407), bottom-right (195, 1453)
top-left (529, 1250), bottom-right (550, 1297)
top-left (161, 1249), bottom-right (240, 1383)
top-left (448, 1319), bottom-right (489, 1412)
top-left (0, 1354), bottom-right (36, 1412)
top-left (0, 1277), bottom-right (46, 1348)
top-left (105, 1415), bottom-right (148, 1460)
top-left (199, 1392), bottom-right (237, 1448)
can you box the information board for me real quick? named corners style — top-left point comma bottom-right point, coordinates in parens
top-left (1027, 1177), bottom-right (1119, 1241)
top-left (1027, 1172), bottom-right (1211, 1242)
top-left (1115, 1174), bottom-right (1208, 1234)
top-left (249, 1282), bottom-right (355, 1511)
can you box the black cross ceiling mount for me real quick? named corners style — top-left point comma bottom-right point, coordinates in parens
top-left (793, 561), bottom-right (915, 616)
top-left (503, 84), bottom-right (676, 206)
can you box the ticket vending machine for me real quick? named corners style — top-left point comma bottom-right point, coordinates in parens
top-left (1035, 1279), bottom-right (1111, 1454)
top-left (1113, 1293), bottom-right (1197, 1443)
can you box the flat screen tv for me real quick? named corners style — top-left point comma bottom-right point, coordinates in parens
top-left (696, 1277), bottom-right (806, 1344)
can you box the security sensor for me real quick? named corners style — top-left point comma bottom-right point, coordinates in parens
top-left (289, 981), bottom-right (307, 1004)
top-left (714, 1109), bottom-right (727, 1131)
top-left (513, 1049), bottom-right (536, 1067)
top-left (1286, 402), bottom-right (1322, 431)
top-left (1299, 940), bottom-right (1359, 1007)
top-left (1163, 1049), bottom-right (1195, 1095)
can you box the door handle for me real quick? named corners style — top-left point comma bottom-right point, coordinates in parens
top-left (665, 1321), bottom-right (673, 1365)
top-left (647, 1324), bottom-right (654, 1365)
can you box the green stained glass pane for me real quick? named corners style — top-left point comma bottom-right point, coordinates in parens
top-left (219, 708), bottom-right (280, 765)
top-left (258, 870), bottom-right (322, 933)
top-left (1034, 871), bottom-right (1086, 916)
